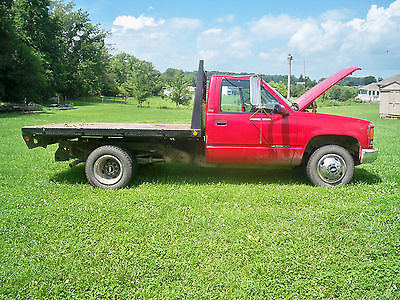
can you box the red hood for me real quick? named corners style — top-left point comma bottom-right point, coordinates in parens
top-left (295, 66), bottom-right (361, 111)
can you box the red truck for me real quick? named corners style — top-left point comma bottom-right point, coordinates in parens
top-left (22, 61), bottom-right (378, 188)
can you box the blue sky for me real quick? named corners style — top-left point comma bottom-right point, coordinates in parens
top-left (75, 0), bottom-right (400, 79)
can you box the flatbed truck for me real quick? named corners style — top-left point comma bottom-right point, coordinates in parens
top-left (22, 61), bottom-right (378, 188)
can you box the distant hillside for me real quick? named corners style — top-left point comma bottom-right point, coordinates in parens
top-left (184, 71), bottom-right (378, 87)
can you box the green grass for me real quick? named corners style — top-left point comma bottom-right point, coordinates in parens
top-left (0, 101), bottom-right (399, 298)
top-left (68, 95), bottom-right (193, 110)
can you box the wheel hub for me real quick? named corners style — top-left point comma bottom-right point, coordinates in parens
top-left (93, 155), bottom-right (123, 185)
top-left (104, 160), bottom-right (120, 177)
top-left (317, 154), bottom-right (346, 184)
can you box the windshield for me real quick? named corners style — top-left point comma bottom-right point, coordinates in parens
top-left (264, 82), bottom-right (292, 107)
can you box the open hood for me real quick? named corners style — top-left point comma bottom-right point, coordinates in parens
top-left (294, 66), bottom-right (361, 111)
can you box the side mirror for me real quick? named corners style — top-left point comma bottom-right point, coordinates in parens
top-left (250, 76), bottom-right (262, 107)
top-left (273, 104), bottom-right (289, 116)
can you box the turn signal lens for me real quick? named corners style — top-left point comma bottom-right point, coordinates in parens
top-left (369, 126), bottom-right (374, 145)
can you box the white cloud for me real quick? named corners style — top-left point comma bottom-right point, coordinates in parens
top-left (319, 9), bottom-right (353, 21)
top-left (288, 0), bottom-right (400, 61)
top-left (199, 50), bottom-right (220, 61)
top-left (197, 27), bottom-right (252, 66)
top-left (249, 14), bottom-right (304, 38)
top-left (113, 15), bottom-right (165, 32)
top-left (109, 15), bottom-right (202, 71)
top-left (109, 1), bottom-right (400, 78)
top-left (169, 18), bottom-right (202, 30)
top-left (251, 1), bottom-right (400, 76)
top-left (259, 52), bottom-right (269, 60)
top-left (217, 14), bottom-right (235, 23)
top-left (202, 28), bottom-right (223, 35)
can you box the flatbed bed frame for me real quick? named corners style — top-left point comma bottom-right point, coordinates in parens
top-left (22, 123), bottom-right (199, 149)
top-left (22, 60), bottom-right (207, 151)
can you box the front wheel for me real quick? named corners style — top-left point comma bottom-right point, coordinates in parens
top-left (306, 145), bottom-right (354, 187)
top-left (85, 145), bottom-right (135, 189)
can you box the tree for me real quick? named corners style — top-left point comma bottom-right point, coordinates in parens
top-left (162, 68), bottom-right (181, 83)
top-left (167, 71), bottom-right (191, 107)
top-left (0, 0), bottom-right (110, 102)
top-left (51, 1), bottom-right (109, 98)
top-left (0, 0), bottom-right (48, 102)
top-left (363, 76), bottom-right (377, 85)
top-left (326, 85), bottom-right (358, 101)
top-left (291, 83), bottom-right (306, 98)
top-left (269, 81), bottom-right (287, 98)
top-left (327, 85), bottom-right (342, 101)
top-left (128, 60), bottom-right (161, 106)
top-left (108, 53), bottom-right (138, 87)
top-left (109, 54), bottom-right (160, 106)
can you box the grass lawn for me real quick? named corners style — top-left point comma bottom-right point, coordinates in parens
top-left (0, 100), bottom-right (399, 298)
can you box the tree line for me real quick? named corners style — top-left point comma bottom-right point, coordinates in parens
top-left (268, 78), bottom-right (358, 102)
top-left (0, 0), bottom-right (193, 106)
top-left (1, 0), bottom-right (109, 102)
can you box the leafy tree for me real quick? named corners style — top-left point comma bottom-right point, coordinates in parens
top-left (0, 0), bottom-right (110, 102)
top-left (162, 68), bottom-right (196, 87)
top-left (327, 85), bottom-right (341, 101)
top-left (269, 81), bottom-right (287, 98)
top-left (108, 53), bottom-right (138, 87)
top-left (109, 54), bottom-right (160, 106)
top-left (338, 76), bottom-right (377, 87)
top-left (129, 60), bottom-right (160, 106)
top-left (0, 0), bottom-right (48, 102)
top-left (326, 85), bottom-right (358, 101)
top-left (167, 71), bottom-right (192, 107)
top-left (291, 83), bottom-right (306, 98)
top-left (162, 68), bottom-right (181, 83)
top-left (50, 1), bottom-right (109, 98)
top-left (363, 76), bottom-right (377, 85)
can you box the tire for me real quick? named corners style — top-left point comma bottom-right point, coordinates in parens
top-left (85, 145), bottom-right (135, 189)
top-left (306, 145), bottom-right (354, 187)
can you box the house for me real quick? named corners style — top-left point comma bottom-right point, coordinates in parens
top-left (357, 82), bottom-right (380, 103)
top-left (377, 74), bottom-right (400, 119)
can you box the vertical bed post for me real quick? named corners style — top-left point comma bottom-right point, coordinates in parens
top-left (191, 60), bottom-right (206, 130)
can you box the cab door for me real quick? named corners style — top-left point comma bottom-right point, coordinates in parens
top-left (206, 78), bottom-right (297, 165)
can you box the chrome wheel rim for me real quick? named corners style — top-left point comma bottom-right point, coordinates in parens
top-left (317, 154), bottom-right (346, 184)
top-left (93, 155), bottom-right (123, 185)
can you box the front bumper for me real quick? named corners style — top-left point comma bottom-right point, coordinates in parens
top-left (361, 148), bottom-right (378, 164)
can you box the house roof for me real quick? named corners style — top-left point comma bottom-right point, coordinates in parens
top-left (377, 74), bottom-right (400, 88)
top-left (359, 82), bottom-right (380, 90)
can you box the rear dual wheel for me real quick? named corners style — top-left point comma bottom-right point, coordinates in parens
top-left (85, 145), bottom-right (136, 189)
top-left (306, 145), bottom-right (354, 187)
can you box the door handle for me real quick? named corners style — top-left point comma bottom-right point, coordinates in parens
top-left (215, 120), bottom-right (227, 126)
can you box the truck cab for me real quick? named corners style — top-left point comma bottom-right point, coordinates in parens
top-left (199, 66), bottom-right (378, 186)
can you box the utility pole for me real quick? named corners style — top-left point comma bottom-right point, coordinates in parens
top-left (287, 54), bottom-right (293, 100)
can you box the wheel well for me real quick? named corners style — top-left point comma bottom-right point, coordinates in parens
top-left (303, 135), bottom-right (360, 165)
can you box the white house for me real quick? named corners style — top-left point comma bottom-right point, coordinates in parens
top-left (357, 82), bottom-right (380, 103)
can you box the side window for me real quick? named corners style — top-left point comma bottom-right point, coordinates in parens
top-left (220, 78), bottom-right (281, 113)
top-left (261, 86), bottom-right (280, 111)
top-left (220, 79), bottom-right (252, 113)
